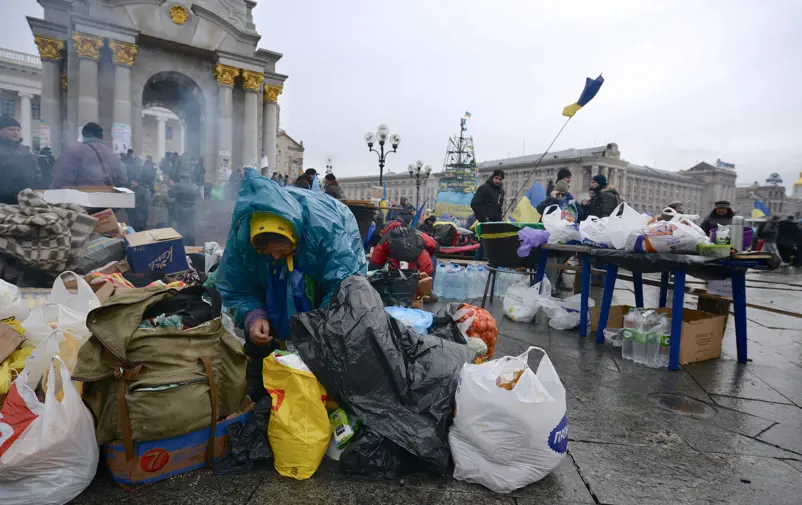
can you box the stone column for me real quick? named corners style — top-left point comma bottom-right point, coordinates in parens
top-left (262, 84), bottom-right (282, 175)
top-left (180, 121), bottom-right (185, 154)
top-left (156, 116), bottom-right (167, 162)
top-left (33, 36), bottom-right (64, 154)
top-left (241, 71), bottom-right (264, 169)
top-left (109, 40), bottom-right (137, 152)
top-left (18, 93), bottom-right (33, 147)
top-left (72, 33), bottom-right (104, 129)
top-left (214, 64), bottom-right (240, 181)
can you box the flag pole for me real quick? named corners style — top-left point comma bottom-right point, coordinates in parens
top-left (504, 116), bottom-right (572, 216)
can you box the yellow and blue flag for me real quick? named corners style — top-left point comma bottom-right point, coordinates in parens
top-left (464, 111), bottom-right (472, 118)
top-left (562, 74), bottom-right (604, 118)
top-left (509, 181), bottom-right (547, 223)
top-left (751, 200), bottom-right (771, 219)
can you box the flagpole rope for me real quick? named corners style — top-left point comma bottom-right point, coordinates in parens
top-left (503, 116), bottom-right (572, 217)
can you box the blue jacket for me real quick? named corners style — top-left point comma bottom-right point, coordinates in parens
top-left (217, 169), bottom-right (366, 337)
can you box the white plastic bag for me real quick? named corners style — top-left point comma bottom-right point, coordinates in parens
top-left (449, 346), bottom-right (568, 493)
top-left (536, 294), bottom-right (594, 331)
top-left (503, 278), bottom-right (552, 323)
top-left (605, 203), bottom-right (651, 249)
top-left (625, 220), bottom-right (709, 253)
top-left (204, 241), bottom-right (223, 274)
top-left (579, 215), bottom-right (613, 248)
top-left (451, 306), bottom-right (489, 356)
top-left (22, 303), bottom-right (90, 348)
top-left (0, 279), bottom-right (29, 324)
top-left (21, 329), bottom-right (85, 390)
top-left (541, 205), bottom-right (581, 244)
top-left (0, 357), bottom-right (99, 505)
top-left (47, 271), bottom-right (100, 315)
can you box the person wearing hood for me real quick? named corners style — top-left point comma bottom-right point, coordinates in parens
top-left (369, 218), bottom-right (439, 277)
top-left (701, 200), bottom-right (735, 236)
top-left (536, 180), bottom-right (582, 222)
top-left (323, 173), bottom-right (345, 200)
top-left (471, 169), bottom-right (506, 223)
top-left (582, 175), bottom-right (620, 219)
top-left (217, 168), bottom-right (366, 399)
top-left (294, 168), bottom-right (318, 189)
top-left (0, 115), bottom-right (39, 205)
top-left (51, 122), bottom-right (128, 188)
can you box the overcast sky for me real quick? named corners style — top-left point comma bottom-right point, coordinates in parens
top-left (5, 1), bottom-right (802, 190)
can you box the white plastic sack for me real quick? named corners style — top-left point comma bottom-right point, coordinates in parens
top-left (451, 306), bottom-right (489, 356)
top-left (625, 220), bottom-right (709, 253)
top-left (204, 241), bottom-right (223, 274)
top-left (503, 278), bottom-right (552, 323)
top-left (0, 279), bottom-right (29, 324)
top-left (0, 358), bottom-right (99, 505)
top-left (541, 205), bottom-right (581, 244)
top-left (605, 203), bottom-right (652, 249)
top-left (22, 329), bottom-right (86, 390)
top-left (22, 303), bottom-right (90, 348)
top-left (536, 294), bottom-right (594, 331)
top-left (449, 346), bottom-right (568, 493)
top-left (579, 216), bottom-right (613, 248)
top-left (47, 271), bottom-right (100, 316)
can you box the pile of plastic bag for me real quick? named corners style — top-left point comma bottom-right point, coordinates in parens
top-left (542, 205), bottom-right (581, 244)
top-left (502, 278), bottom-right (594, 330)
top-left (625, 210), bottom-right (710, 253)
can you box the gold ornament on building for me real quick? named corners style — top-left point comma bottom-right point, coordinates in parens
top-left (108, 40), bottom-right (138, 67)
top-left (241, 70), bottom-right (264, 92)
top-left (61, 72), bottom-right (68, 90)
top-left (170, 4), bottom-right (189, 25)
top-left (34, 36), bottom-right (64, 61)
top-left (264, 84), bottom-right (283, 103)
top-left (214, 64), bottom-right (240, 86)
top-left (72, 32), bottom-right (104, 59)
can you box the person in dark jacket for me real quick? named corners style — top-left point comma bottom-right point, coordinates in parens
top-left (700, 200), bottom-right (735, 236)
top-left (777, 215), bottom-right (800, 264)
top-left (418, 214), bottom-right (437, 236)
top-left (294, 168), bottom-right (318, 189)
top-left (545, 167), bottom-right (573, 198)
top-left (37, 146), bottom-right (55, 189)
top-left (129, 179), bottom-right (152, 231)
top-left (757, 215), bottom-right (781, 258)
top-left (536, 180), bottom-right (582, 222)
top-left (0, 115), bottom-right (39, 204)
top-left (168, 173), bottom-right (198, 245)
top-left (471, 169), bottom-right (505, 223)
top-left (123, 148), bottom-right (141, 186)
top-left (51, 122), bottom-right (128, 188)
top-left (582, 175), bottom-right (620, 219)
top-left (228, 167), bottom-right (244, 199)
top-left (140, 155), bottom-right (157, 190)
top-left (323, 173), bottom-right (346, 200)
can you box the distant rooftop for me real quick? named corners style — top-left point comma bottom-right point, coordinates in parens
top-left (478, 145), bottom-right (613, 169)
top-left (0, 48), bottom-right (41, 68)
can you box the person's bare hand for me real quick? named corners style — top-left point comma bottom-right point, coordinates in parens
top-left (249, 319), bottom-right (273, 346)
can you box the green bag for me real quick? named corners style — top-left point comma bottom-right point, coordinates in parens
top-left (72, 286), bottom-right (246, 460)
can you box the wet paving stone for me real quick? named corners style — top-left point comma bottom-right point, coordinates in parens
top-left (757, 423), bottom-right (802, 455)
top-left (684, 361), bottom-right (793, 404)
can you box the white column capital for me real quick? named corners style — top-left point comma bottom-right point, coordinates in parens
top-left (18, 92), bottom-right (34, 100)
top-left (156, 116), bottom-right (169, 123)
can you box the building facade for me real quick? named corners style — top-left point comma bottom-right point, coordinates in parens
top-left (0, 48), bottom-right (43, 149)
top-left (275, 129), bottom-right (304, 177)
top-left (26, 0), bottom-right (287, 182)
top-left (338, 143), bottom-right (737, 218)
top-left (735, 183), bottom-right (789, 219)
top-left (338, 170), bottom-right (439, 208)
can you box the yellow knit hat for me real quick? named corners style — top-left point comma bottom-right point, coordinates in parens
top-left (250, 212), bottom-right (298, 271)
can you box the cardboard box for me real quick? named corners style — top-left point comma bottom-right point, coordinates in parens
top-left (0, 321), bottom-right (26, 363)
top-left (38, 186), bottom-right (135, 209)
top-left (125, 228), bottom-right (188, 275)
top-left (592, 305), bottom-right (726, 365)
top-left (104, 410), bottom-right (251, 489)
top-left (91, 209), bottom-right (121, 237)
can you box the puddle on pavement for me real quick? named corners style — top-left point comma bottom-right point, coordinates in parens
top-left (649, 393), bottom-right (717, 418)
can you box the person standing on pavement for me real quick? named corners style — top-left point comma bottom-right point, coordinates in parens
top-left (168, 173), bottom-right (198, 245)
top-left (129, 179), bottom-right (152, 231)
top-left (700, 200), bottom-right (735, 236)
top-left (471, 169), bottom-right (505, 260)
top-left (294, 168), bottom-right (318, 189)
top-left (51, 122), bottom-right (128, 188)
top-left (36, 146), bottom-right (55, 189)
top-left (777, 215), bottom-right (800, 264)
top-left (140, 155), bottom-right (157, 190)
top-left (323, 173), bottom-right (346, 200)
top-left (758, 215), bottom-right (781, 259)
top-left (582, 175), bottom-right (620, 219)
top-left (0, 115), bottom-right (39, 205)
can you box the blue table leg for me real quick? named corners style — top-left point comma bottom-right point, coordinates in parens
top-left (595, 263), bottom-right (618, 344)
top-left (535, 249), bottom-right (548, 284)
top-left (633, 271), bottom-right (644, 308)
top-left (659, 271), bottom-right (669, 308)
top-left (731, 270), bottom-right (748, 364)
top-left (668, 270), bottom-right (686, 371)
top-left (579, 254), bottom-right (591, 337)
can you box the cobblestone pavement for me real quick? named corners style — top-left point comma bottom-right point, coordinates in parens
top-left (69, 267), bottom-right (802, 505)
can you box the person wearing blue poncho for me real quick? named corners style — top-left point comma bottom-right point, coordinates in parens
top-left (217, 168), bottom-right (366, 399)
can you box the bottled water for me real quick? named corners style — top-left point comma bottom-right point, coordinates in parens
top-left (621, 308), bottom-right (640, 361)
top-left (634, 310), bottom-right (659, 365)
top-left (654, 315), bottom-right (671, 368)
top-left (450, 264), bottom-right (466, 300)
top-left (465, 265), bottom-right (476, 299)
top-left (433, 261), bottom-right (447, 297)
top-left (476, 265), bottom-right (488, 298)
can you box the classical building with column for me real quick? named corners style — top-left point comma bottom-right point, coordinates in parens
top-left (27, 0), bottom-right (287, 182)
top-left (0, 48), bottom-right (43, 149)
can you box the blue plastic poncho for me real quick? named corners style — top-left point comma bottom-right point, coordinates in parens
top-left (217, 168), bottom-right (366, 338)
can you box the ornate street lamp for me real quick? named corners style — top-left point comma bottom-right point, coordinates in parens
top-left (408, 160), bottom-right (432, 208)
top-left (365, 124), bottom-right (400, 186)
top-left (325, 158), bottom-right (333, 174)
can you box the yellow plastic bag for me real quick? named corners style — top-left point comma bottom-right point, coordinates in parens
top-left (262, 352), bottom-right (330, 480)
top-left (0, 347), bottom-right (33, 395)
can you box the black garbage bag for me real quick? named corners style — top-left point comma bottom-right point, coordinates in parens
top-left (429, 303), bottom-right (469, 344)
top-left (291, 276), bottom-right (475, 476)
top-left (368, 269), bottom-right (420, 307)
top-left (339, 428), bottom-right (430, 478)
top-left (214, 397), bottom-right (273, 475)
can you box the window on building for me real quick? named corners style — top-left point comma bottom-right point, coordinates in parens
top-left (166, 126), bottom-right (173, 140)
top-left (31, 101), bottom-right (40, 120)
top-left (0, 99), bottom-right (14, 117)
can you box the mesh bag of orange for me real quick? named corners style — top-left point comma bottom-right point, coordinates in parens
top-left (451, 303), bottom-right (499, 360)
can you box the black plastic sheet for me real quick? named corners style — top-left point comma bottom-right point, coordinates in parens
top-left (214, 397), bottom-right (273, 475)
top-left (588, 249), bottom-right (779, 279)
top-left (367, 269), bottom-right (420, 307)
top-left (291, 276), bottom-right (475, 476)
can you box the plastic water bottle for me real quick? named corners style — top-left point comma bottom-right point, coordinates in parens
top-left (637, 310), bottom-right (659, 365)
top-left (655, 314), bottom-right (671, 368)
top-left (451, 264), bottom-right (466, 300)
top-left (443, 264), bottom-right (456, 299)
top-left (476, 265), bottom-right (488, 298)
top-left (433, 261), bottom-right (447, 297)
top-left (621, 308), bottom-right (640, 361)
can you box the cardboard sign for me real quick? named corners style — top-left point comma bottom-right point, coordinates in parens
top-left (125, 228), bottom-right (188, 274)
